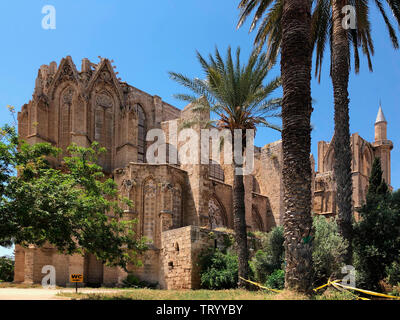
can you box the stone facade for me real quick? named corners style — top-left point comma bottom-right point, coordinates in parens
top-left (14, 57), bottom-right (393, 288)
top-left (313, 106), bottom-right (393, 218)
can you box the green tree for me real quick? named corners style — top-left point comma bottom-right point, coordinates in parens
top-left (250, 226), bottom-right (284, 284)
top-left (0, 126), bottom-right (147, 270)
top-left (198, 248), bottom-right (239, 290)
top-left (169, 46), bottom-right (282, 288)
top-left (237, 0), bottom-right (400, 268)
top-left (312, 215), bottom-right (348, 286)
top-left (0, 256), bottom-right (14, 282)
top-left (353, 158), bottom-right (400, 290)
top-left (265, 269), bottom-right (285, 289)
top-left (251, 216), bottom-right (349, 287)
top-left (367, 157), bottom-right (389, 196)
top-left (385, 261), bottom-right (400, 287)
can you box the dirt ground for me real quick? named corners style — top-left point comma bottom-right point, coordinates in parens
top-left (0, 288), bottom-right (123, 300)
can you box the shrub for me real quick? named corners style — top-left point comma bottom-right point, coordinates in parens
top-left (314, 288), bottom-right (357, 300)
top-left (122, 273), bottom-right (157, 288)
top-left (0, 256), bottom-right (14, 282)
top-left (385, 261), bottom-right (400, 286)
top-left (390, 284), bottom-right (400, 297)
top-left (249, 226), bottom-right (284, 284)
top-left (198, 248), bottom-right (238, 289)
top-left (312, 216), bottom-right (348, 285)
top-left (250, 217), bottom-right (349, 287)
top-left (265, 269), bottom-right (284, 290)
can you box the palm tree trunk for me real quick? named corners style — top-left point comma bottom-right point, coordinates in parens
top-left (233, 161), bottom-right (249, 289)
top-left (280, 0), bottom-right (313, 293)
top-left (331, 0), bottom-right (353, 265)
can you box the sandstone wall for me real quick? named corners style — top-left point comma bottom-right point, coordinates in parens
top-left (160, 225), bottom-right (260, 290)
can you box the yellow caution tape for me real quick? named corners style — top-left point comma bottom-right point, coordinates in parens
top-left (331, 282), bottom-right (370, 300)
top-left (242, 277), bottom-right (400, 300)
top-left (334, 282), bottom-right (400, 300)
top-left (313, 280), bottom-right (340, 292)
top-left (239, 277), bottom-right (282, 293)
top-left (314, 279), bottom-right (400, 300)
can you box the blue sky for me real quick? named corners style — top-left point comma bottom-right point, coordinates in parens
top-left (0, 1), bottom-right (399, 257)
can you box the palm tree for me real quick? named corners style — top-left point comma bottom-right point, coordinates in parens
top-left (169, 46), bottom-right (282, 288)
top-left (278, 0), bottom-right (314, 293)
top-left (238, 0), bottom-right (314, 292)
top-left (330, 0), bottom-right (397, 265)
top-left (237, 0), bottom-right (400, 265)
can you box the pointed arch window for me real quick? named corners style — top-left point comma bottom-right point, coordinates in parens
top-left (60, 87), bottom-right (74, 152)
top-left (136, 104), bottom-right (146, 163)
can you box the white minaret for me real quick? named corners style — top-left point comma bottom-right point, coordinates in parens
top-left (373, 103), bottom-right (393, 185)
top-left (374, 103), bottom-right (387, 141)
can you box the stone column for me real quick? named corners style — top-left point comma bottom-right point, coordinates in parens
top-left (13, 245), bottom-right (26, 283)
top-left (23, 246), bottom-right (36, 284)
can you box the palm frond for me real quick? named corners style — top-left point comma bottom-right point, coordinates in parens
top-left (170, 46), bottom-right (282, 136)
top-left (374, 0), bottom-right (399, 48)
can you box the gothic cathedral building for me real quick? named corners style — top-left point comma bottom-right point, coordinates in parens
top-left (13, 57), bottom-right (393, 288)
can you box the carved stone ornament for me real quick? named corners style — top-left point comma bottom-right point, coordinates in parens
top-left (120, 104), bottom-right (137, 119)
top-left (144, 180), bottom-right (157, 198)
top-left (96, 92), bottom-right (113, 108)
top-left (56, 64), bottom-right (74, 87)
top-left (122, 178), bottom-right (136, 191)
top-left (100, 70), bottom-right (111, 81)
top-left (95, 69), bottom-right (112, 85)
top-left (160, 182), bottom-right (173, 192)
top-left (62, 88), bottom-right (74, 106)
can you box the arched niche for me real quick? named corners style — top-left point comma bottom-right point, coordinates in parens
top-left (252, 206), bottom-right (264, 232)
top-left (118, 105), bottom-right (137, 147)
top-left (208, 196), bottom-right (228, 229)
top-left (253, 176), bottom-right (261, 193)
top-left (323, 146), bottom-right (335, 172)
top-left (361, 145), bottom-right (374, 178)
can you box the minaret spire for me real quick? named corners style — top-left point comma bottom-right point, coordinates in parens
top-left (375, 103), bottom-right (387, 124)
top-left (373, 101), bottom-right (393, 187)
